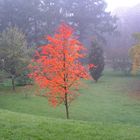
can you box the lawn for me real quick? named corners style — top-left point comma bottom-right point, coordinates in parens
top-left (0, 109), bottom-right (140, 140)
top-left (0, 70), bottom-right (140, 139)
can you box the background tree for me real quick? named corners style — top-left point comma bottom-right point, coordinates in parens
top-left (129, 33), bottom-right (140, 75)
top-left (0, 0), bottom-right (46, 46)
top-left (0, 0), bottom-right (117, 47)
top-left (89, 40), bottom-right (104, 82)
top-left (130, 45), bottom-right (140, 75)
top-left (64, 0), bottom-right (117, 41)
top-left (110, 57), bottom-right (131, 75)
top-left (29, 24), bottom-right (90, 119)
top-left (0, 26), bottom-right (29, 90)
top-left (105, 4), bottom-right (140, 68)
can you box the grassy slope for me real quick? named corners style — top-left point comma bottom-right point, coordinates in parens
top-left (0, 71), bottom-right (140, 124)
top-left (0, 109), bottom-right (140, 140)
top-left (0, 71), bottom-right (140, 139)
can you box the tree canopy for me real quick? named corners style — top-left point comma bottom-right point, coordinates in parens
top-left (29, 24), bottom-right (91, 119)
top-left (0, 26), bottom-right (29, 90)
top-left (0, 0), bottom-right (116, 46)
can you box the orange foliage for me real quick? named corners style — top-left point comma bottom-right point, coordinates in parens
top-left (29, 24), bottom-right (92, 107)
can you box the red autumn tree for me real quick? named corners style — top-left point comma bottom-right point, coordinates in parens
top-left (29, 24), bottom-right (91, 119)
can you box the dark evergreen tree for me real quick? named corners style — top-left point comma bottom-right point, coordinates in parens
top-left (89, 40), bottom-right (104, 82)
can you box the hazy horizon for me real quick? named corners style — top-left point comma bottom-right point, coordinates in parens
top-left (105, 0), bottom-right (140, 11)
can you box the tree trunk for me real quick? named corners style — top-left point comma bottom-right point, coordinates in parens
top-left (65, 93), bottom-right (69, 119)
top-left (12, 75), bottom-right (15, 91)
top-left (63, 46), bottom-right (69, 119)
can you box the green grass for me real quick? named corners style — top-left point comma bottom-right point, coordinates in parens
top-left (0, 70), bottom-right (140, 139)
top-left (0, 109), bottom-right (140, 140)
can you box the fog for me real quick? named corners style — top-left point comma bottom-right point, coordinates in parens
top-left (105, 0), bottom-right (140, 11)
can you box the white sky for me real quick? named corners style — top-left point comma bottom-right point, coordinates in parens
top-left (105, 0), bottom-right (140, 11)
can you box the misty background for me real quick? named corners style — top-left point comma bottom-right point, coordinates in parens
top-left (0, 0), bottom-right (140, 84)
top-left (0, 0), bottom-right (139, 61)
